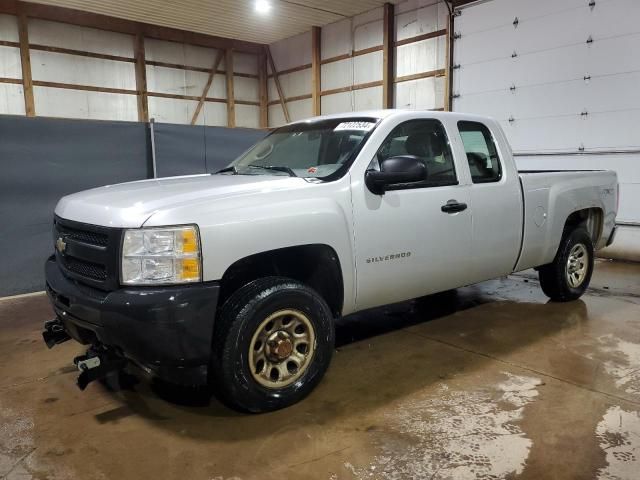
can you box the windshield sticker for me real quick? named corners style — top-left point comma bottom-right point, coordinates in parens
top-left (334, 121), bottom-right (375, 132)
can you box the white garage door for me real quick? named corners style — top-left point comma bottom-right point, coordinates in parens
top-left (452, 0), bottom-right (640, 229)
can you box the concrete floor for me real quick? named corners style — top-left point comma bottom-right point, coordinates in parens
top-left (1, 260), bottom-right (639, 480)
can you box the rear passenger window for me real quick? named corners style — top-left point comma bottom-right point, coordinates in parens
top-left (458, 121), bottom-right (502, 183)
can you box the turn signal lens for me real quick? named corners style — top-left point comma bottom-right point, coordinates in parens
top-left (121, 225), bottom-right (202, 285)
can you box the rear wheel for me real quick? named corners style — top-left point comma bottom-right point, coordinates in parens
top-left (211, 277), bottom-right (334, 413)
top-left (538, 227), bottom-right (594, 302)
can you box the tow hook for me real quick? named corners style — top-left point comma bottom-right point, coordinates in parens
top-left (73, 347), bottom-right (127, 391)
top-left (42, 318), bottom-right (71, 349)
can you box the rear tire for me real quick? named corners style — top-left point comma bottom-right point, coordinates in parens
top-left (211, 277), bottom-right (334, 413)
top-left (538, 227), bottom-right (594, 302)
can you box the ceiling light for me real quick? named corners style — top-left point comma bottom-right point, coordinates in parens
top-left (255, 0), bottom-right (271, 14)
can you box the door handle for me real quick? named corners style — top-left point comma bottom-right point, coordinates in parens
top-left (441, 199), bottom-right (468, 213)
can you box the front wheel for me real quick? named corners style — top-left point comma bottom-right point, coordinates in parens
top-left (538, 227), bottom-right (594, 302)
top-left (211, 277), bottom-right (335, 413)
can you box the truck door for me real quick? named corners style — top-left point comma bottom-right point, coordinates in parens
top-left (351, 118), bottom-right (473, 311)
top-left (456, 120), bottom-right (522, 282)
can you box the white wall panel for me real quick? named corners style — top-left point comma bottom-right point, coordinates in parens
top-left (268, 98), bottom-right (311, 127)
top-left (144, 39), bottom-right (223, 70)
top-left (149, 96), bottom-right (197, 124)
top-left (353, 51), bottom-right (382, 83)
top-left (233, 76), bottom-right (258, 102)
top-left (267, 69), bottom-right (311, 99)
top-left (396, 37), bottom-right (445, 77)
top-left (146, 65), bottom-right (226, 98)
top-left (0, 46), bottom-right (22, 79)
top-left (233, 53), bottom-right (258, 75)
top-left (268, 104), bottom-right (286, 128)
top-left (0, 83), bottom-right (25, 115)
top-left (31, 51), bottom-right (137, 90)
top-left (396, 1), bottom-right (447, 42)
top-left (353, 7), bottom-right (383, 50)
top-left (287, 98), bottom-right (312, 122)
top-left (322, 91), bottom-right (353, 115)
top-left (201, 102), bottom-right (227, 126)
top-left (322, 19), bottom-right (352, 59)
top-left (354, 86), bottom-right (383, 110)
top-left (322, 58), bottom-right (352, 91)
top-left (235, 104), bottom-right (260, 129)
top-left (28, 19), bottom-right (134, 57)
top-left (270, 31), bottom-right (311, 71)
top-left (395, 76), bottom-right (444, 110)
top-left (34, 87), bottom-right (137, 121)
top-left (0, 14), bottom-right (18, 42)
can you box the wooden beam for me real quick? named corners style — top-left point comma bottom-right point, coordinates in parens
top-left (29, 44), bottom-right (135, 62)
top-left (225, 49), bottom-right (235, 128)
top-left (395, 68), bottom-right (445, 84)
top-left (267, 94), bottom-right (312, 107)
top-left (191, 50), bottom-right (224, 125)
top-left (311, 26), bottom-right (321, 116)
top-left (32, 80), bottom-right (136, 95)
top-left (0, 77), bottom-right (23, 85)
top-left (134, 33), bottom-right (149, 122)
top-left (321, 80), bottom-right (383, 97)
top-left (258, 48), bottom-right (268, 128)
top-left (266, 46), bottom-right (290, 123)
top-left (0, 0), bottom-right (264, 54)
top-left (382, 2), bottom-right (395, 109)
top-left (394, 29), bottom-right (446, 48)
top-left (267, 63), bottom-right (311, 78)
top-left (17, 12), bottom-right (35, 116)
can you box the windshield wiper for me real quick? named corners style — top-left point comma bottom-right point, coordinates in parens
top-left (247, 165), bottom-right (297, 177)
top-left (216, 166), bottom-right (238, 174)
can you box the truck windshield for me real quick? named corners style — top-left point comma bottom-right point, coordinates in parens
top-left (225, 118), bottom-right (378, 179)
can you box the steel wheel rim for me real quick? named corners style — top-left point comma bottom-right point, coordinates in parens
top-left (248, 309), bottom-right (316, 389)
top-left (566, 243), bottom-right (588, 288)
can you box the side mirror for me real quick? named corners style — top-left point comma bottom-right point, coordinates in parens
top-left (365, 155), bottom-right (427, 195)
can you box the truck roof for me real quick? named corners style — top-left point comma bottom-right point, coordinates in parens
top-left (290, 109), bottom-right (495, 125)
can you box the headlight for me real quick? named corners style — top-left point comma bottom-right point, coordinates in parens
top-left (121, 226), bottom-right (201, 285)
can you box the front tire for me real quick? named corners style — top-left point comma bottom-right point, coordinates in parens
top-left (211, 277), bottom-right (335, 413)
top-left (538, 227), bottom-right (594, 302)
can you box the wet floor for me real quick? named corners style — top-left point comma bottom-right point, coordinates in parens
top-left (0, 259), bottom-right (639, 480)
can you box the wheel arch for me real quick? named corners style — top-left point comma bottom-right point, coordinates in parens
top-left (563, 207), bottom-right (604, 246)
top-left (217, 244), bottom-right (344, 317)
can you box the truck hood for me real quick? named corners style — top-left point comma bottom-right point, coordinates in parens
top-left (55, 174), bottom-right (307, 228)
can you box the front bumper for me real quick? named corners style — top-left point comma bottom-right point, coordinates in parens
top-left (45, 255), bottom-right (220, 386)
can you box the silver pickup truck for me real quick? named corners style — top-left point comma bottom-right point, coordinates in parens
top-left (43, 110), bottom-right (618, 412)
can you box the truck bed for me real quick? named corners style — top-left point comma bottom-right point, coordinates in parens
top-left (514, 169), bottom-right (618, 272)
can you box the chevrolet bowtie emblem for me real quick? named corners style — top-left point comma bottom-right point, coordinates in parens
top-left (55, 236), bottom-right (67, 254)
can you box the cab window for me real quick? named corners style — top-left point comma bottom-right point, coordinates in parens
top-left (371, 119), bottom-right (457, 189)
top-left (458, 121), bottom-right (502, 183)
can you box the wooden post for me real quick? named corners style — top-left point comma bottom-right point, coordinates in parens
top-left (311, 26), bottom-right (321, 116)
top-left (17, 12), bottom-right (35, 117)
top-left (258, 47), bottom-right (268, 128)
top-left (134, 33), bottom-right (149, 122)
top-left (382, 3), bottom-right (395, 109)
top-left (191, 50), bottom-right (224, 124)
top-left (266, 47), bottom-right (290, 123)
top-left (225, 49), bottom-right (235, 127)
